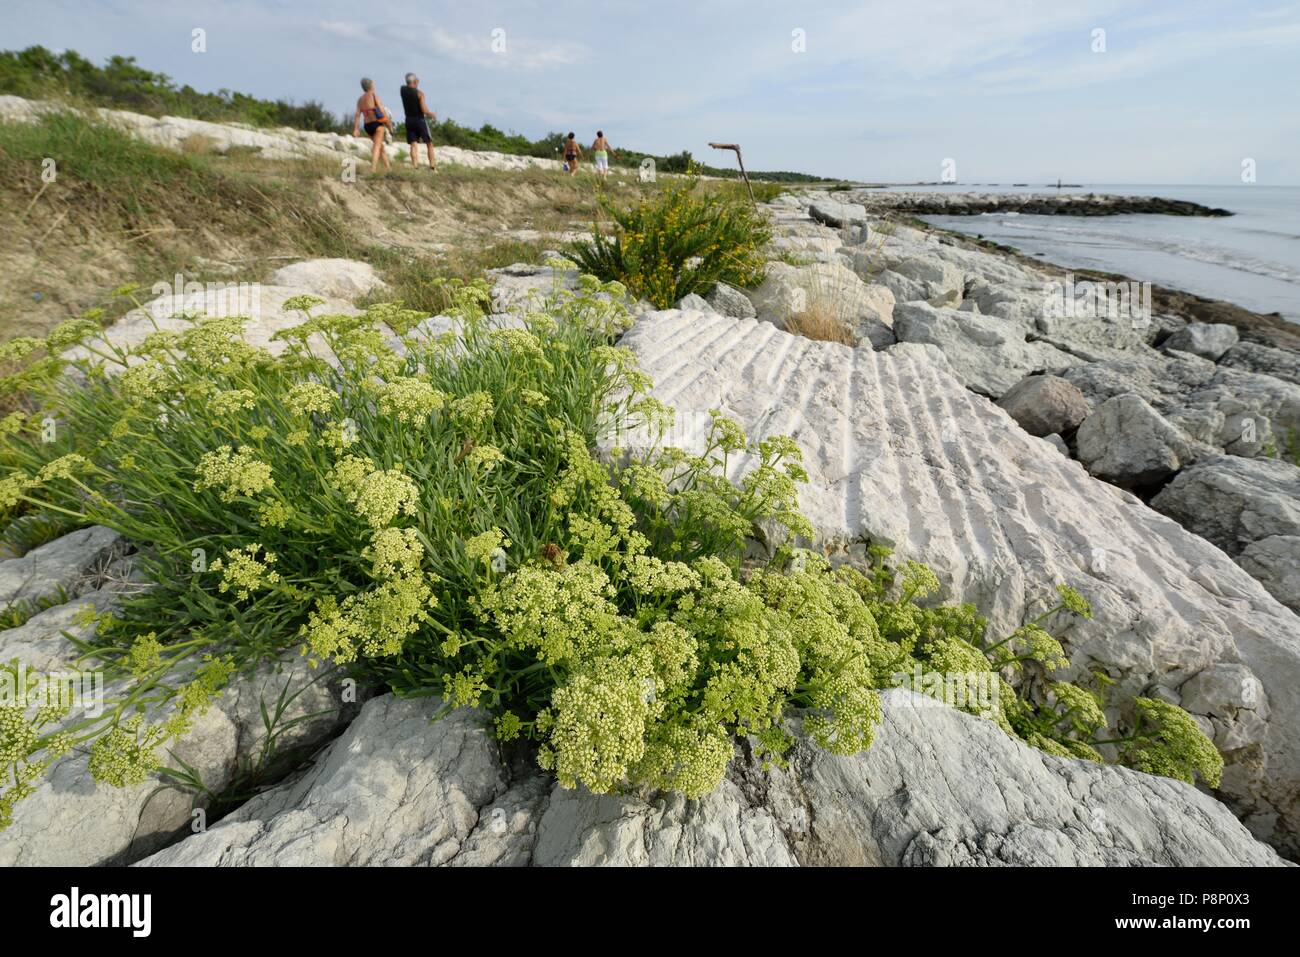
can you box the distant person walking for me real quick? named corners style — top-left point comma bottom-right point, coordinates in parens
top-left (563, 132), bottom-right (581, 175)
top-left (352, 77), bottom-right (392, 172)
top-left (591, 131), bottom-right (615, 178)
top-left (400, 73), bottom-right (438, 170)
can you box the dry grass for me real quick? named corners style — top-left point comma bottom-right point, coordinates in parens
top-left (0, 111), bottom-right (766, 346)
top-left (785, 297), bottom-right (855, 344)
top-left (0, 115), bottom-right (645, 343)
top-left (180, 133), bottom-right (218, 155)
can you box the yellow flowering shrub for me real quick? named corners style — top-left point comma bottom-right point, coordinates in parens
top-left (570, 171), bottom-right (773, 308)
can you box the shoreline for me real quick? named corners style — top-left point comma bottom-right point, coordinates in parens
top-left (907, 216), bottom-right (1300, 351)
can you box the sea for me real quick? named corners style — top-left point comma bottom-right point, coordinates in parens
top-left (901, 184), bottom-right (1300, 323)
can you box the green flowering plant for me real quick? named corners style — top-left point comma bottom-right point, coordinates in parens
top-left (0, 273), bottom-right (1223, 826)
top-left (847, 552), bottom-right (1221, 785)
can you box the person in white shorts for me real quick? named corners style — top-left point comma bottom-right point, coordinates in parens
top-left (591, 130), bottom-right (615, 178)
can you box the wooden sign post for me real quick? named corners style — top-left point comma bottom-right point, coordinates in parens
top-left (708, 142), bottom-right (756, 207)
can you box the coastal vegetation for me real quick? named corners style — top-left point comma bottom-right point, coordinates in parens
top-left (0, 267), bottom-right (1221, 828)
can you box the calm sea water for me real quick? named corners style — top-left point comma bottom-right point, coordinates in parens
top-left (909, 185), bottom-right (1300, 322)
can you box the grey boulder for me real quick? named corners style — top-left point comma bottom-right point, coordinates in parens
top-left (808, 198), bottom-right (869, 228)
top-left (1, 534), bottom-right (358, 866)
top-left (890, 257), bottom-right (965, 303)
top-left (997, 374), bottom-right (1092, 437)
top-left (0, 525), bottom-right (122, 609)
top-left (1219, 341), bottom-right (1300, 387)
top-left (705, 282), bottom-right (757, 319)
top-left (267, 259), bottom-right (386, 302)
top-left (1163, 322), bottom-right (1240, 361)
top-left (892, 301), bottom-right (1077, 398)
top-left (1075, 394), bottom-right (1195, 487)
top-left (1152, 455), bottom-right (1300, 556)
top-left (675, 293), bottom-right (713, 312)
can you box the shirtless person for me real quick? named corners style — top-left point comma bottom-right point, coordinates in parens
top-left (590, 131), bottom-right (615, 178)
top-left (399, 73), bottom-right (438, 170)
top-left (563, 132), bottom-right (581, 175)
top-left (351, 78), bottom-right (392, 172)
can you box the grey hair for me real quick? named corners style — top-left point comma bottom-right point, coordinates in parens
top-left (405, 73), bottom-right (418, 85)
top-left (360, 77), bottom-right (374, 91)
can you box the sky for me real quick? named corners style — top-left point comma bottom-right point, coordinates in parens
top-left (8, 0), bottom-right (1300, 184)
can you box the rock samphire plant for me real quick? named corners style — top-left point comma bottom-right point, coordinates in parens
top-left (0, 279), bottom-right (1221, 827)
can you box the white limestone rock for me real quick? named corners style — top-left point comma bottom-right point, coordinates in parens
top-left (486, 262), bottom-right (582, 314)
top-left (64, 285), bottom-right (360, 365)
top-left (138, 695), bottom-right (511, 866)
top-left (0, 585), bottom-right (356, 865)
top-left (874, 269), bottom-right (930, 304)
top-left (745, 263), bottom-right (807, 325)
top-left (268, 259), bottom-right (387, 302)
top-left (892, 301), bottom-right (1078, 398)
top-left (0, 526), bottom-right (123, 608)
top-left (675, 293), bottom-right (713, 312)
top-left (138, 691), bottom-right (1286, 867)
top-left (1237, 536), bottom-right (1300, 615)
top-left (744, 692), bottom-right (1285, 867)
top-left (808, 198), bottom-right (869, 228)
top-left (889, 257), bottom-right (965, 303)
top-left (1062, 353), bottom-right (1300, 459)
top-left (1220, 341), bottom-right (1300, 386)
top-left (745, 261), bottom-right (894, 335)
top-left (705, 282), bottom-right (758, 319)
top-left (1219, 403), bottom-right (1274, 457)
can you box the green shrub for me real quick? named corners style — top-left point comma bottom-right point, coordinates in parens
top-left (0, 281), bottom-right (1221, 828)
top-left (1, 46), bottom-right (341, 132)
top-left (569, 174), bottom-right (772, 308)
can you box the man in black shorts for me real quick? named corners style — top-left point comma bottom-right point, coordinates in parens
top-left (400, 73), bottom-right (438, 170)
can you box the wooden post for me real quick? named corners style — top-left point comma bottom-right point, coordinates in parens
top-left (708, 142), bottom-right (756, 207)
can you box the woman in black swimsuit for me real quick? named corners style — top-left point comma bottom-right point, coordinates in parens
top-left (352, 77), bottom-right (392, 173)
top-left (564, 132), bottom-right (581, 176)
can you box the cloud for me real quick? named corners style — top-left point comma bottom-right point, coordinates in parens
top-left (315, 20), bottom-right (586, 70)
top-left (944, 16), bottom-right (1300, 96)
top-left (317, 21), bottom-right (368, 41)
